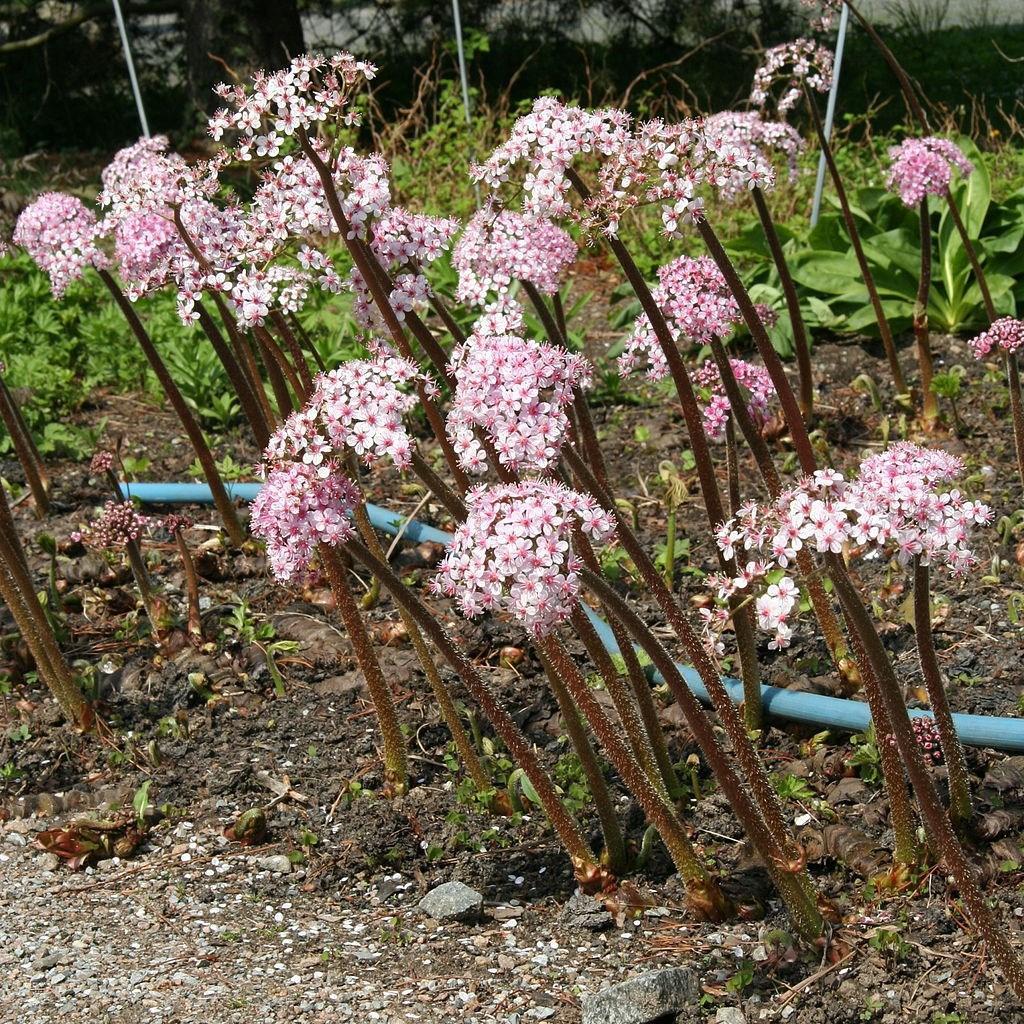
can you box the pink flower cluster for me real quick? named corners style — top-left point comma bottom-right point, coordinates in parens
top-left (472, 97), bottom-right (630, 219)
top-left (351, 206), bottom-right (458, 328)
top-left (750, 39), bottom-right (834, 117)
top-left (74, 501), bottom-right (149, 549)
top-left (163, 512), bottom-right (194, 535)
top-left (799, 0), bottom-right (842, 31)
top-left (712, 444), bottom-right (991, 648)
top-left (968, 316), bottom-right (1024, 359)
top-left (446, 333), bottom-right (591, 473)
top-left (693, 358), bottom-right (776, 441)
top-left (704, 111), bottom-right (805, 197)
top-left (912, 715), bottom-right (944, 765)
top-left (99, 135), bottom-right (217, 221)
top-left (433, 481), bottom-right (616, 637)
top-left (113, 211), bottom-right (179, 299)
top-left (475, 99), bottom-right (772, 237)
top-left (89, 451), bottom-right (115, 475)
top-left (265, 354), bottom-right (423, 471)
top-left (13, 193), bottom-right (108, 296)
top-left (453, 209), bottom-right (577, 309)
top-left (886, 137), bottom-right (973, 207)
top-left (618, 256), bottom-right (751, 379)
top-left (250, 462), bottom-right (359, 582)
top-left (208, 52), bottom-right (377, 159)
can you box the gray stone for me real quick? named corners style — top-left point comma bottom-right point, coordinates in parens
top-left (37, 853), bottom-right (60, 872)
top-left (559, 891), bottom-right (613, 932)
top-left (418, 881), bottom-right (484, 923)
top-left (714, 1010), bottom-right (746, 1024)
top-left (256, 855), bottom-right (292, 874)
top-left (5, 832), bottom-right (26, 847)
top-left (581, 968), bottom-right (698, 1024)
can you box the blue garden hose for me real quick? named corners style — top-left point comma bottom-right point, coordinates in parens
top-left (119, 480), bottom-right (1024, 753)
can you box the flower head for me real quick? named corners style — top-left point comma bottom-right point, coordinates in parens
top-left (693, 358), bottom-right (776, 441)
top-left (704, 111), bottom-right (805, 197)
top-left (711, 442), bottom-right (990, 648)
top-left (250, 461), bottom-right (359, 582)
top-left (265, 354), bottom-right (422, 471)
top-left (750, 39), bottom-right (833, 118)
top-left (433, 481), bottom-right (615, 637)
top-left (446, 333), bottom-right (592, 473)
top-left (208, 52), bottom-right (377, 160)
top-left (618, 256), bottom-right (760, 379)
top-left (75, 501), bottom-right (149, 549)
top-left (453, 209), bottom-right (577, 309)
top-left (13, 193), bottom-right (107, 296)
top-left (968, 316), bottom-right (1024, 359)
top-left (887, 137), bottom-right (973, 207)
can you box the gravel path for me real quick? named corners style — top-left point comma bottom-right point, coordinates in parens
top-left (0, 812), bottom-right (707, 1024)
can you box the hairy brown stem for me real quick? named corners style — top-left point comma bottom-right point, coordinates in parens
top-left (173, 528), bottom-right (203, 642)
top-left (287, 312), bottom-right (327, 373)
top-left (0, 374), bottom-right (49, 516)
top-left (838, 599), bottom-right (919, 864)
top-left (752, 187), bottom-right (813, 418)
top-left (345, 537), bottom-right (606, 890)
top-left (270, 310), bottom-right (314, 394)
top-left (579, 566), bottom-right (823, 939)
top-left (802, 87), bottom-right (906, 395)
top-left (98, 270), bottom-right (246, 547)
top-left (0, 490), bottom-right (88, 726)
top-left (571, 607), bottom-right (664, 797)
top-left (915, 197), bottom-right (938, 425)
top-left (211, 293), bottom-right (276, 430)
top-left (828, 554), bottom-right (1024, 995)
top-left (725, 416), bottom-right (763, 730)
top-left (563, 446), bottom-right (794, 858)
top-left (320, 546), bottom-right (409, 795)
top-left (913, 557), bottom-right (972, 827)
top-left (195, 300), bottom-right (271, 448)
top-left (252, 325), bottom-right (296, 416)
top-left (346, 458), bottom-right (492, 798)
top-left (1007, 352), bottom-right (1024, 496)
top-left (539, 635), bottom-right (729, 913)
top-left (535, 639), bottom-right (629, 875)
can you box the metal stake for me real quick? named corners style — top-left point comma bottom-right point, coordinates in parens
top-left (111, 0), bottom-right (150, 138)
top-left (810, 2), bottom-right (849, 226)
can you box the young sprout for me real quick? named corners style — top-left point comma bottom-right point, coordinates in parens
top-left (74, 501), bottom-right (169, 643)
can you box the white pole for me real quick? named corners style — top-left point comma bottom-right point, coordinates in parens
top-left (810, 2), bottom-right (849, 226)
top-left (111, 0), bottom-right (150, 138)
top-left (451, 0), bottom-right (473, 129)
top-left (451, 0), bottom-right (480, 204)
